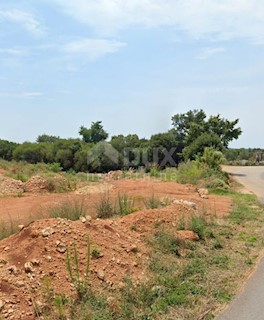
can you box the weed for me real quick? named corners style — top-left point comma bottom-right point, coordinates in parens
top-left (130, 225), bottom-right (137, 231)
top-left (190, 215), bottom-right (207, 240)
top-left (66, 238), bottom-right (90, 300)
top-left (48, 199), bottom-right (87, 221)
top-left (97, 193), bottom-right (116, 219)
top-left (91, 247), bottom-right (101, 259)
top-left (117, 193), bottom-right (134, 216)
top-left (154, 231), bottom-right (182, 256)
top-left (0, 218), bottom-right (19, 240)
top-left (144, 194), bottom-right (161, 209)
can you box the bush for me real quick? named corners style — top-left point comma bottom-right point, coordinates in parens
top-left (97, 193), bottom-right (116, 219)
top-left (176, 161), bottom-right (207, 185)
top-left (48, 200), bottom-right (87, 221)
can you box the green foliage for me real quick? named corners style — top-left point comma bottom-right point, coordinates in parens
top-left (144, 193), bottom-right (161, 209)
top-left (79, 121), bottom-right (108, 144)
top-left (154, 231), bottom-right (182, 256)
top-left (190, 216), bottom-right (207, 240)
top-left (176, 161), bottom-right (208, 185)
top-left (91, 248), bottom-right (101, 259)
top-left (182, 133), bottom-right (223, 161)
top-left (171, 109), bottom-right (241, 150)
top-left (198, 147), bottom-right (225, 170)
top-left (37, 134), bottom-right (60, 143)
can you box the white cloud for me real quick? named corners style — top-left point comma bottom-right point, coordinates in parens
top-left (0, 9), bottom-right (45, 36)
top-left (0, 48), bottom-right (29, 57)
top-left (22, 92), bottom-right (43, 97)
top-left (63, 38), bottom-right (127, 61)
top-left (53, 0), bottom-right (264, 43)
top-left (196, 47), bottom-right (226, 60)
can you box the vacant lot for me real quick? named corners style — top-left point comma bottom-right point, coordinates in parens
top-left (0, 167), bottom-right (263, 320)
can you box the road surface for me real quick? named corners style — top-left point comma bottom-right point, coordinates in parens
top-left (216, 166), bottom-right (264, 320)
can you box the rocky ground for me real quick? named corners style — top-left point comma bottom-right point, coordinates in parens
top-left (0, 174), bottom-right (232, 320)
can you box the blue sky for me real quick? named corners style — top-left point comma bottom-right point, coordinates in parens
top-left (0, 0), bottom-right (263, 147)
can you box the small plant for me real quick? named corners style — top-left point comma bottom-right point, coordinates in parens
top-left (130, 225), bottom-right (137, 231)
top-left (213, 238), bottom-right (224, 249)
top-left (117, 193), bottom-right (134, 216)
top-left (144, 194), bottom-right (161, 209)
top-left (91, 247), bottom-right (101, 259)
top-left (154, 231), bottom-right (182, 256)
top-left (66, 238), bottom-right (90, 300)
top-left (0, 218), bottom-right (19, 241)
top-left (53, 295), bottom-right (68, 319)
top-left (190, 215), bottom-right (207, 240)
top-left (97, 193), bottom-right (116, 219)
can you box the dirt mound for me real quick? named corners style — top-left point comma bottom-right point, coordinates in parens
top-left (0, 176), bottom-right (24, 196)
top-left (0, 199), bottom-right (204, 320)
top-left (0, 177), bottom-right (233, 319)
top-left (24, 176), bottom-right (48, 193)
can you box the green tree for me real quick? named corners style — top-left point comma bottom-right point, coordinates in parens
top-left (37, 134), bottom-right (60, 143)
top-left (0, 140), bottom-right (18, 160)
top-left (171, 109), bottom-right (242, 160)
top-left (79, 121), bottom-right (108, 144)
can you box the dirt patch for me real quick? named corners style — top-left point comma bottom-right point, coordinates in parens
top-left (0, 178), bottom-right (233, 319)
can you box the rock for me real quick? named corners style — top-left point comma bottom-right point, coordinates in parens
top-left (24, 262), bottom-right (34, 273)
top-left (173, 199), bottom-right (196, 208)
top-left (97, 270), bottom-right (105, 281)
top-left (197, 188), bottom-right (209, 199)
top-left (31, 230), bottom-right (39, 238)
top-left (8, 265), bottom-right (18, 275)
top-left (0, 300), bottom-right (5, 310)
top-left (80, 216), bottom-right (87, 223)
top-left (56, 242), bottom-right (67, 253)
top-left (176, 230), bottom-right (199, 241)
top-left (31, 259), bottom-right (41, 266)
top-left (15, 280), bottom-right (25, 288)
top-left (18, 225), bottom-right (25, 230)
top-left (41, 227), bottom-right (55, 238)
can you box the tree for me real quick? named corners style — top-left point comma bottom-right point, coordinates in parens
top-left (79, 121), bottom-right (108, 144)
top-left (37, 134), bottom-right (60, 143)
top-left (171, 109), bottom-right (242, 160)
top-left (0, 139), bottom-right (18, 160)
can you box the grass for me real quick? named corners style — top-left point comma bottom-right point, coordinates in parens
top-left (47, 199), bottom-right (88, 221)
top-left (43, 189), bottom-right (264, 320)
top-left (0, 219), bottom-right (19, 240)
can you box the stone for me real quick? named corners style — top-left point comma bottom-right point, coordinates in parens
top-left (97, 270), bottom-right (105, 281)
top-left (24, 262), bottom-right (34, 273)
top-left (0, 300), bottom-right (5, 310)
top-left (8, 265), bottom-right (18, 275)
top-left (41, 227), bottom-right (55, 237)
top-left (56, 242), bottom-right (67, 253)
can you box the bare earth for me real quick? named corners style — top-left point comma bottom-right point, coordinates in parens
top-left (0, 175), bottom-right (232, 320)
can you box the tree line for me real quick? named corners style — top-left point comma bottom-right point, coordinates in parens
top-left (0, 109), bottom-right (242, 172)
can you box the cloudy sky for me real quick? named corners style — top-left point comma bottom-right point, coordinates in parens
top-left (0, 0), bottom-right (263, 147)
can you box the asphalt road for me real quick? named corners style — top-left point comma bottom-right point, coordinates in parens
top-left (216, 166), bottom-right (264, 320)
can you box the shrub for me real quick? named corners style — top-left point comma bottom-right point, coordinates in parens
top-left (97, 193), bottom-right (116, 219)
top-left (48, 199), bottom-right (87, 221)
top-left (117, 193), bottom-right (134, 216)
top-left (144, 194), bottom-right (161, 209)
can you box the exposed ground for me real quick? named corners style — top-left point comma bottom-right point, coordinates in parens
top-left (0, 170), bottom-right (233, 320)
